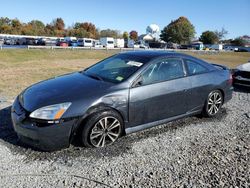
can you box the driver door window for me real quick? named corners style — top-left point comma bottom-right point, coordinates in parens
top-left (140, 58), bottom-right (185, 86)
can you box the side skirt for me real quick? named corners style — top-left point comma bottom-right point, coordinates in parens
top-left (125, 110), bottom-right (201, 134)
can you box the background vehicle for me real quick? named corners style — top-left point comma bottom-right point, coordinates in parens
top-left (93, 40), bottom-right (102, 48)
top-left (68, 39), bottom-right (78, 47)
top-left (58, 40), bottom-right (68, 47)
top-left (209, 44), bottom-right (223, 51)
top-left (4, 38), bottom-right (15, 45)
top-left (0, 38), bottom-right (4, 45)
top-left (233, 60), bottom-right (250, 87)
top-left (77, 38), bottom-right (93, 47)
top-left (45, 39), bottom-right (57, 46)
top-left (127, 39), bottom-right (140, 48)
top-left (100, 37), bottom-right (114, 48)
top-left (56, 38), bottom-right (64, 46)
top-left (16, 38), bottom-right (27, 45)
top-left (11, 51), bottom-right (233, 151)
top-left (65, 37), bottom-right (77, 42)
top-left (166, 42), bottom-right (180, 49)
top-left (26, 38), bottom-right (36, 45)
top-left (114, 38), bottom-right (125, 48)
top-left (37, 38), bottom-right (46, 45)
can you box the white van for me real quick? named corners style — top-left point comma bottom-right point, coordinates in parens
top-left (93, 40), bottom-right (102, 48)
top-left (77, 38), bottom-right (93, 47)
top-left (100, 37), bottom-right (114, 48)
top-left (114, 38), bottom-right (125, 48)
top-left (210, 44), bottom-right (223, 51)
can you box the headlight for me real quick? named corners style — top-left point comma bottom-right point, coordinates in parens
top-left (30, 102), bottom-right (71, 120)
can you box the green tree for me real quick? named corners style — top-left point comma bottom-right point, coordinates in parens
top-left (67, 28), bottom-right (90, 38)
top-left (46, 18), bottom-right (66, 37)
top-left (231, 37), bottom-right (247, 46)
top-left (199, 31), bottom-right (219, 44)
top-left (10, 19), bottom-right (22, 34)
top-left (129, 30), bottom-right (138, 41)
top-left (0, 17), bottom-right (12, 34)
top-left (100, 29), bottom-right (120, 38)
top-left (52, 18), bottom-right (65, 30)
top-left (72, 22), bottom-right (98, 38)
top-left (0, 17), bottom-right (11, 27)
top-left (45, 24), bottom-right (55, 36)
top-left (123, 31), bottom-right (129, 41)
top-left (25, 20), bottom-right (46, 35)
top-left (160, 16), bottom-right (195, 44)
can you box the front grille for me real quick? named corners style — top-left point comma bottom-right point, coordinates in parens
top-left (235, 71), bottom-right (250, 79)
top-left (234, 79), bottom-right (250, 86)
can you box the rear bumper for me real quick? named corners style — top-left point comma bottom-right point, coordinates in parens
top-left (11, 99), bottom-right (77, 151)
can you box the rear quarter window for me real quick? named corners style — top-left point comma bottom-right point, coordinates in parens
top-left (184, 59), bottom-right (208, 75)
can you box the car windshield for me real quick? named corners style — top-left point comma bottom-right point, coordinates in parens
top-left (84, 54), bottom-right (147, 83)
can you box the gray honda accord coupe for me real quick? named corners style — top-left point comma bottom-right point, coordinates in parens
top-left (11, 51), bottom-right (233, 151)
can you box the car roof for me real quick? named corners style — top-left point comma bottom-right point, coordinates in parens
top-left (119, 50), bottom-right (215, 70)
top-left (119, 50), bottom-right (192, 61)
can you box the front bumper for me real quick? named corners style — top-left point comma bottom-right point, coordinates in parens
top-left (233, 78), bottom-right (250, 87)
top-left (11, 98), bottom-right (77, 151)
top-left (233, 72), bottom-right (250, 88)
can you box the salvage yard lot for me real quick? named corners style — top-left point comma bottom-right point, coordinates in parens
top-left (0, 49), bottom-right (249, 187)
top-left (0, 49), bottom-right (250, 98)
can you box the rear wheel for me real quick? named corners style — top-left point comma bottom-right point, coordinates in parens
top-left (81, 110), bottom-right (123, 148)
top-left (203, 90), bottom-right (223, 117)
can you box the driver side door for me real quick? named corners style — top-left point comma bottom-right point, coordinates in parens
top-left (128, 57), bottom-right (190, 127)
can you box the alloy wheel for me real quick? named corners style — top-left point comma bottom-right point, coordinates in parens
top-left (207, 91), bottom-right (222, 115)
top-left (90, 116), bottom-right (121, 147)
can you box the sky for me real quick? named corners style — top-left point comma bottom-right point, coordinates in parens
top-left (0, 0), bottom-right (249, 39)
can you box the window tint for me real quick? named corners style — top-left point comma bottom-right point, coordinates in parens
top-left (141, 58), bottom-right (184, 85)
top-left (185, 59), bottom-right (208, 75)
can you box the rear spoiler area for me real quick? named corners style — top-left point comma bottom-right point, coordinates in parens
top-left (211, 63), bottom-right (228, 70)
top-left (212, 63), bottom-right (233, 84)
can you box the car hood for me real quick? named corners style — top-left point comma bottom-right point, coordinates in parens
top-left (20, 72), bottom-right (113, 112)
top-left (236, 63), bottom-right (250, 72)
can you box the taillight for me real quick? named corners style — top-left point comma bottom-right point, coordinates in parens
top-left (228, 73), bottom-right (233, 85)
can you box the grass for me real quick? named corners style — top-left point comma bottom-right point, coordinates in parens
top-left (0, 49), bottom-right (249, 98)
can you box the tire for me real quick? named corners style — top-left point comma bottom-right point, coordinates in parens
top-left (203, 90), bottom-right (223, 117)
top-left (81, 110), bottom-right (123, 148)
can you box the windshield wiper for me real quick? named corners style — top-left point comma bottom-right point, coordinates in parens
top-left (85, 72), bottom-right (104, 81)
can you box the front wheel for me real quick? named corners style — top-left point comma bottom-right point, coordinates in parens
top-left (203, 90), bottom-right (223, 117)
top-left (81, 110), bottom-right (123, 148)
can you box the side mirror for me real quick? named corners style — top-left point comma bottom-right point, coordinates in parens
top-left (132, 76), bottom-right (143, 88)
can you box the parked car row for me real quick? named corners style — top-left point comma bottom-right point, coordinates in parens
top-left (1, 36), bottom-right (150, 49)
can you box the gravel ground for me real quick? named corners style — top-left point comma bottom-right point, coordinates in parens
top-left (0, 89), bottom-right (249, 188)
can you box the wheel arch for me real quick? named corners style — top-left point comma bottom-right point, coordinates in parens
top-left (215, 88), bottom-right (225, 104)
top-left (70, 104), bottom-right (126, 143)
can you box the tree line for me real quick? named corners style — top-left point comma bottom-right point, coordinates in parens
top-left (160, 16), bottom-right (248, 46)
top-left (0, 17), bottom-right (138, 40)
top-left (0, 16), bottom-right (248, 46)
